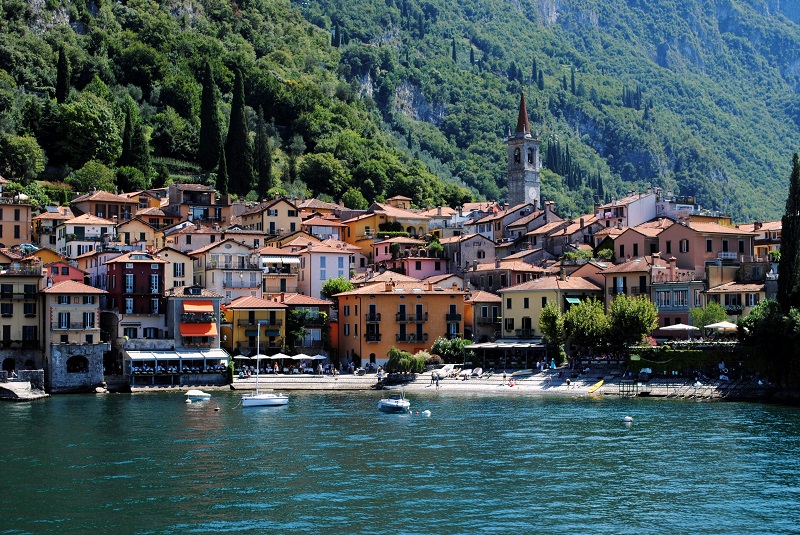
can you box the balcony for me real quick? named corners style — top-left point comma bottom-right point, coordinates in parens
top-left (124, 286), bottom-right (161, 295)
top-left (263, 283), bottom-right (299, 293)
top-left (365, 313), bottom-right (382, 322)
top-left (477, 317), bottom-right (501, 325)
top-left (303, 315), bottom-right (326, 326)
top-left (263, 267), bottom-right (299, 276)
top-left (181, 313), bottom-right (216, 323)
top-left (630, 286), bottom-right (649, 296)
top-left (396, 312), bottom-right (428, 323)
top-left (445, 332), bottom-right (462, 340)
top-left (717, 251), bottom-right (738, 261)
top-left (515, 328), bottom-right (534, 338)
top-left (445, 313), bottom-right (462, 321)
top-left (65, 234), bottom-right (106, 243)
top-left (209, 261), bottom-right (261, 270)
top-left (237, 340), bottom-right (283, 351)
top-left (396, 333), bottom-right (428, 343)
top-left (237, 319), bottom-right (283, 327)
top-left (723, 305), bottom-right (744, 315)
top-left (365, 333), bottom-right (382, 343)
top-left (52, 322), bottom-right (97, 330)
top-left (223, 280), bottom-right (262, 289)
top-left (296, 340), bottom-right (325, 349)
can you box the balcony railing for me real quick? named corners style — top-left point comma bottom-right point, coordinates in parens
top-left (717, 251), bottom-right (738, 260)
top-left (236, 340), bottom-right (283, 351)
top-left (396, 313), bottom-right (428, 323)
top-left (477, 317), bottom-right (501, 325)
top-left (223, 280), bottom-right (261, 289)
top-left (723, 305), bottom-right (744, 314)
top-left (123, 286), bottom-right (161, 295)
top-left (181, 313), bottom-right (216, 323)
top-left (263, 283), bottom-right (299, 294)
top-left (209, 261), bottom-right (261, 270)
top-left (445, 332), bottom-right (462, 340)
top-left (515, 328), bottom-right (534, 337)
top-left (296, 340), bottom-right (324, 348)
top-left (52, 322), bottom-right (97, 330)
top-left (365, 333), bottom-right (382, 342)
top-left (365, 313), bottom-right (382, 322)
top-left (237, 319), bottom-right (283, 327)
top-left (445, 313), bottom-right (462, 321)
top-left (396, 333), bottom-right (428, 343)
top-left (65, 234), bottom-right (106, 243)
top-left (630, 286), bottom-right (649, 296)
top-left (263, 268), bottom-right (299, 275)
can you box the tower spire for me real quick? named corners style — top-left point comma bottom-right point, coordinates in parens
top-left (516, 93), bottom-right (530, 134)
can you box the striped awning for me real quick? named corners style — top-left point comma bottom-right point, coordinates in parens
top-left (183, 300), bottom-right (214, 313)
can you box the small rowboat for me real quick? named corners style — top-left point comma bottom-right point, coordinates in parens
top-left (588, 380), bottom-right (604, 394)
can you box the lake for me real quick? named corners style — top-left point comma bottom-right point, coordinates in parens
top-left (2, 391), bottom-right (799, 534)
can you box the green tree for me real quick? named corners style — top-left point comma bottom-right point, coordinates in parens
top-left (563, 298), bottom-right (609, 357)
top-left (297, 152), bottom-right (350, 198)
top-left (198, 62), bottom-right (221, 173)
top-left (0, 134), bottom-right (45, 182)
top-left (779, 153), bottom-right (800, 313)
top-left (320, 276), bottom-right (353, 302)
top-left (287, 134), bottom-right (306, 183)
top-left (254, 106), bottom-right (273, 200)
top-left (341, 187), bottom-right (368, 209)
top-left (216, 140), bottom-right (228, 195)
top-left (56, 47), bottom-right (70, 104)
top-left (607, 294), bottom-right (658, 351)
top-left (118, 104), bottom-right (135, 168)
top-left (67, 160), bottom-right (116, 193)
top-left (116, 166), bottom-right (148, 192)
top-left (48, 92), bottom-right (121, 168)
top-left (451, 37), bottom-right (457, 62)
top-left (430, 336), bottom-right (474, 364)
top-left (285, 309), bottom-right (308, 351)
top-left (225, 69), bottom-right (254, 195)
top-left (130, 119), bottom-right (152, 179)
top-left (539, 301), bottom-right (566, 361)
top-left (688, 302), bottom-right (729, 329)
top-left (739, 299), bottom-right (799, 386)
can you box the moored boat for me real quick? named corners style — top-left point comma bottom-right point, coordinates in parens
top-left (241, 392), bottom-right (289, 407)
top-left (378, 393), bottom-right (410, 413)
top-left (186, 389), bottom-right (211, 401)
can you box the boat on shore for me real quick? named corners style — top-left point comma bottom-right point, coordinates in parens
top-left (186, 389), bottom-right (211, 401)
top-left (378, 393), bottom-right (410, 413)
top-left (242, 391), bottom-right (289, 407)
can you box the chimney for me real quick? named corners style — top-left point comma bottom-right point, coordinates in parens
top-left (495, 257), bottom-right (500, 268)
top-left (195, 219), bottom-right (201, 230)
top-left (384, 282), bottom-right (393, 292)
top-left (426, 281), bottom-right (433, 291)
top-left (452, 282), bottom-right (458, 291)
top-left (580, 217), bottom-right (585, 229)
top-left (753, 221), bottom-right (762, 231)
top-left (559, 268), bottom-right (566, 281)
top-left (668, 255), bottom-right (677, 281)
top-left (437, 206), bottom-right (442, 216)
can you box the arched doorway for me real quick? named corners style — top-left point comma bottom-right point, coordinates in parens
top-left (2, 357), bottom-right (15, 373)
top-left (66, 355), bottom-right (89, 373)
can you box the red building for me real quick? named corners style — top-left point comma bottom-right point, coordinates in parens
top-left (105, 251), bottom-right (166, 317)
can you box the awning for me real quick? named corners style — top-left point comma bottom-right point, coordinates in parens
top-left (262, 256), bottom-right (301, 265)
top-left (264, 329), bottom-right (281, 337)
top-left (183, 300), bottom-right (214, 313)
top-left (245, 329), bottom-right (258, 337)
top-left (565, 297), bottom-right (581, 304)
top-left (126, 349), bottom-right (230, 362)
top-left (180, 323), bottom-right (218, 336)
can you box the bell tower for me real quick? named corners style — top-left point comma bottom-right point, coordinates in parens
top-left (507, 93), bottom-right (541, 208)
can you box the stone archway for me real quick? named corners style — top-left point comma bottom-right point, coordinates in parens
top-left (66, 355), bottom-right (89, 373)
top-left (2, 357), bottom-right (14, 372)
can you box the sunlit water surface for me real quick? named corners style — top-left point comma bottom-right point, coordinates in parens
top-left (2, 391), bottom-right (799, 534)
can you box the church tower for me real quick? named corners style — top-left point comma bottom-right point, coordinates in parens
top-left (507, 93), bottom-right (541, 208)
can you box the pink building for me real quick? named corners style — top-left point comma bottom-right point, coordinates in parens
top-left (398, 255), bottom-right (448, 279)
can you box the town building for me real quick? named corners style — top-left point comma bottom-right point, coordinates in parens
top-left (0, 259), bottom-right (44, 376)
top-left (506, 93), bottom-right (542, 208)
top-left (240, 197), bottom-right (301, 236)
top-left (190, 239), bottom-right (261, 304)
top-left (222, 295), bottom-right (287, 357)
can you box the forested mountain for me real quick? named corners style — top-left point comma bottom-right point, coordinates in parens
top-left (1, 0), bottom-right (799, 220)
top-left (299, 0), bottom-right (800, 220)
top-left (0, 0), bottom-right (473, 210)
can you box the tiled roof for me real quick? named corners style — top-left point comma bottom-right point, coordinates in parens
top-left (419, 206), bottom-right (457, 217)
top-left (33, 207), bottom-right (73, 220)
top-left (737, 221), bottom-right (781, 232)
top-left (279, 293), bottom-right (333, 306)
top-left (705, 281), bottom-right (766, 293)
top-left (136, 207), bottom-right (166, 217)
top-left (466, 290), bottom-right (502, 303)
top-left (423, 273), bottom-right (460, 285)
top-left (438, 233), bottom-right (493, 245)
top-left (297, 198), bottom-right (342, 211)
top-left (106, 252), bottom-right (166, 264)
top-left (65, 213), bottom-right (116, 226)
top-left (226, 295), bottom-right (288, 309)
top-left (373, 236), bottom-right (425, 245)
top-left (336, 280), bottom-right (468, 297)
top-left (173, 183), bottom-right (213, 191)
top-left (72, 190), bottom-right (134, 204)
top-left (525, 221), bottom-right (566, 236)
top-left (502, 275), bottom-right (603, 292)
top-left (471, 260), bottom-right (544, 273)
top-left (370, 202), bottom-right (430, 220)
top-left (685, 222), bottom-right (756, 235)
top-left (163, 286), bottom-right (222, 298)
top-left (598, 192), bottom-right (653, 209)
top-left (301, 216), bottom-right (346, 227)
top-left (44, 261), bottom-right (87, 273)
top-left (507, 210), bottom-right (546, 227)
top-left (350, 271), bottom-right (420, 284)
top-left (42, 280), bottom-right (106, 294)
top-left (462, 201), bottom-right (500, 213)
top-left (188, 238), bottom-right (252, 256)
top-left (549, 214), bottom-right (598, 237)
top-left (473, 203), bottom-right (531, 224)
top-left (632, 218), bottom-right (674, 237)
top-left (600, 255), bottom-right (667, 274)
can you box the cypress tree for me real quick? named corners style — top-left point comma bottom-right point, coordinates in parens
top-left (254, 106), bottom-right (273, 200)
top-left (452, 37), bottom-right (457, 62)
top-left (532, 57), bottom-right (538, 81)
top-left (570, 66), bottom-right (576, 95)
top-left (119, 104), bottom-right (134, 168)
top-left (216, 141), bottom-right (229, 195)
top-left (56, 47), bottom-right (70, 104)
top-left (131, 120), bottom-right (152, 181)
top-left (779, 153), bottom-right (800, 312)
top-left (470, 47), bottom-right (475, 65)
top-left (537, 71), bottom-right (544, 91)
top-left (225, 68), bottom-right (254, 195)
top-left (198, 62), bottom-right (222, 173)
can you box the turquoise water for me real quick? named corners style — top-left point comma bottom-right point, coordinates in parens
top-left (2, 391), bottom-right (799, 534)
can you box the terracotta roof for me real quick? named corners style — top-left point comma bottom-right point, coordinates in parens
top-left (593, 226), bottom-right (626, 238)
top-left (164, 286), bottom-right (222, 298)
top-left (170, 224), bottom-right (222, 235)
top-left (64, 213), bottom-right (116, 226)
top-left (116, 217), bottom-right (157, 230)
top-left (42, 280), bottom-right (106, 294)
top-left (502, 275), bottom-right (603, 292)
top-left (373, 236), bottom-right (425, 246)
top-left (279, 293), bottom-right (334, 306)
top-left (350, 271), bottom-right (420, 284)
top-left (600, 255), bottom-right (667, 274)
top-left (526, 221), bottom-right (567, 236)
top-left (173, 183), bottom-right (213, 191)
top-left (685, 221), bottom-right (756, 235)
top-left (320, 238), bottom-right (362, 252)
top-left (280, 235), bottom-right (322, 249)
top-left (387, 195), bottom-right (412, 201)
top-left (226, 295), bottom-right (288, 309)
top-left (462, 201), bottom-right (500, 213)
top-left (473, 203), bottom-right (532, 224)
top-left (466, 290), bottom-right (502, 303)
top-left (419, 206), bottom-right (457, 217)
top-left (632, 218), bottom-right (674, 237)
top-left (258, 245), bottom-right (299, 256)
top-left (502, 247), bottom-right (544, 260)
top-left (423, 273), bottom-right (460, 285)
top-left (598, 192), bottom-right (654, 209)
top-left (33, 207), bottom-right (73, 220)
top-left (438, 233), bottom-right (494, 245)
top-left (369, 202), bottom-right (430, 221)
top-left (106, 252), bottom-right (166, 264)
top-left (188, 238), bottom-right (253, 256)
top-left (549, 214), bottom-right (599, 237)
top-left (705, 281), bottom-right (766, 294)
top-left (507, 210), bottom-right (546, 228)
top-left (336, 280), bottom-right (468, 297)
top-left (136, 207), bottom-right (166, 217)
top-left (297, 198), bottom-right (342, 211)
top-left (471, 260), bottom-right (544, 273)
top-left (301, 216), bottom-right (346, 228)
top-left (241, 197), bottom-right (299, 217)
top-left (44, 261), bottom-right (87, 274)
top-left (72, 190), bottom-right (134, 204)
top-left (737, 221), bottom-right (781, 232)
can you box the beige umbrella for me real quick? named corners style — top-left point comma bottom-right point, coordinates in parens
top-left (704, 321), bottom-right (738, 332)
top-left (659, 323), bottom-right (700, 340)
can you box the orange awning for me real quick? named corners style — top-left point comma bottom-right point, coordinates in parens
top-left (183, 300), bottom-right (214, 313)
top-left (179, 323), bottom-right (218, 337)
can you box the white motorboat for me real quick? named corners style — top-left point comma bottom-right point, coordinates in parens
top-left (241, 392), bottom-right (289, 407)
top-left (186, 389), bottom-right (211, 401)
top-left (378, 393), bottom-right (410, 413)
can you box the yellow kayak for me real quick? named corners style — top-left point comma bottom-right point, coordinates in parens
top-left (588, 380), bottom-right (604, 393)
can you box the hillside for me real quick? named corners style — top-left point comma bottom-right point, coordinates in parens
top-left (0, 0), bottom-right (473, 210)
top-left (298, 0), bottom-right (800, 220)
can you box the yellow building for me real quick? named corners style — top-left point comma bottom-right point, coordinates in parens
top-left (0, 259), bottom-right (44, 375)
top-left (499, 275), bottom-right (603, 338)
top-left (116, 218), bottom-right (158, 250)
top-left (335, 280), bottom-right (468, 368)
top-left (0, 200), bottom-right (33, 248)
top-left (156, 247), bottom-right (194, 289)
top-left (222, 295), bottom-right (288, 356)
top-left (240, 198), bottom-right (301, 236)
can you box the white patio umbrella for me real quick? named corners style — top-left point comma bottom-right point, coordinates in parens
top-left (267, 352), bottom-right (290, 360)
top-left (233, 355), bottom-right (252, 360)
top-left (704, 321), bottom-right (738, 332)
top-left (659, 323), bottom-right (700, 339)
top-left (310, 354), bottom-right (328, 360)
top-left (291, 353), bottom-right (312, 360)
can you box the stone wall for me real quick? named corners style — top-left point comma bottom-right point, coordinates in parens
top-left (48, 343), bottom-right (108, 393)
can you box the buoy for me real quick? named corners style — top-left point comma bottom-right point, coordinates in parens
top-left (214, 406), bottom-right (220, 412)
top-left (422, 409), bottom-right (431, 417)
top-left (623, 415), bottom-right (633, 423)
top-left (185, 399), bottom-right (192, 404)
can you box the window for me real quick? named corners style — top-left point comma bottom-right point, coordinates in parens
top-left (344, 324), bottom-right (350, 336)
top-left (506, 298), bottom-right (512, 309)
top-left (267, 209), bottom-right (278, 216)
top-left (1, 303), bottom-right (12, 316)
top-left (85, 334), bottom-right (93, 344)
top-left (61, 266), bottom-right (69, 275)
top-left (542, 296), bottom-right (547, 308)
top-left (150, 274), bottom-right (159, 293)
top-left (126, 263), bottom-right (133, 269)
top-left (722, 240), bottom-right (729, 253)
top-left (619, 244), bottom-right (625, 258)
top-left (739, 240), bottom-right (745, 254)
top-left (13, 225), bottom-right (19, 239)
top-left (22, 326), bottom-right (36, 342)
top-left (83, 312), bottom-right (95, 328)
top-left (288, 210), bottom-right (298, 217)
top-left (523, 297), bottom-right (529, 309)
top-left (655, 291), bottom-right (671, 308)
top-left (694, 289), bottom-right (701, 307)
top-left (664, 317), bottom-right (671, 327)
top-left (143, 327), bottom-right (158, 339)
top-left (186, 235), bottom-right (192, 245)
top-left (481, 306), bottom-right (488, 318)
top-left (633, 243), bottom-right (639, 257)
top-left (125, 274), bottom-right (134, 292)
top-left (488, 275), bottom-right (493, 287)
top-left (151, 299), bottom-right (159, 314)
top-left (23, 303), bottom-right (35, 316)
top-left (24, 284), bottom-right (36, 296)
top-left (83, 295), bottom-right (95, 305)
top-left (123, 327), bottom-right (137, 339)
top-left (505, 318), bottom-right (515, 331)
top-left (51, 266), bottom-right (58, 275)
top-left (344, 305), bottom-right (350, 316)
top-left (746, 293), bottom-right (760, 307)
top-left (680, 239), bottom-right (689, 253)
top-left (477, 250), bottom-right (486, 259)
top-left (58, 312), bottom-right (70, 328)
top-left (125, 298), bottom-right (134, 314)
top-left (435, 261), bottom-right (441, 271)
top-left (58, 295), bottom-right (70, 304)
top-left (666, 241), bottom-right (672, 254)
top-left (706, 239), bottom-right (713, 253)
top-left (500, 274), bottom-right (507, 287)
top-left (415, 261), bottom-right (422, 271)
top-left (674, 290), bottom-right (688, 308)
top-left (174, 263), bottom-right (184, 278)
top-left (14, 208), bottom-right (20, 221)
